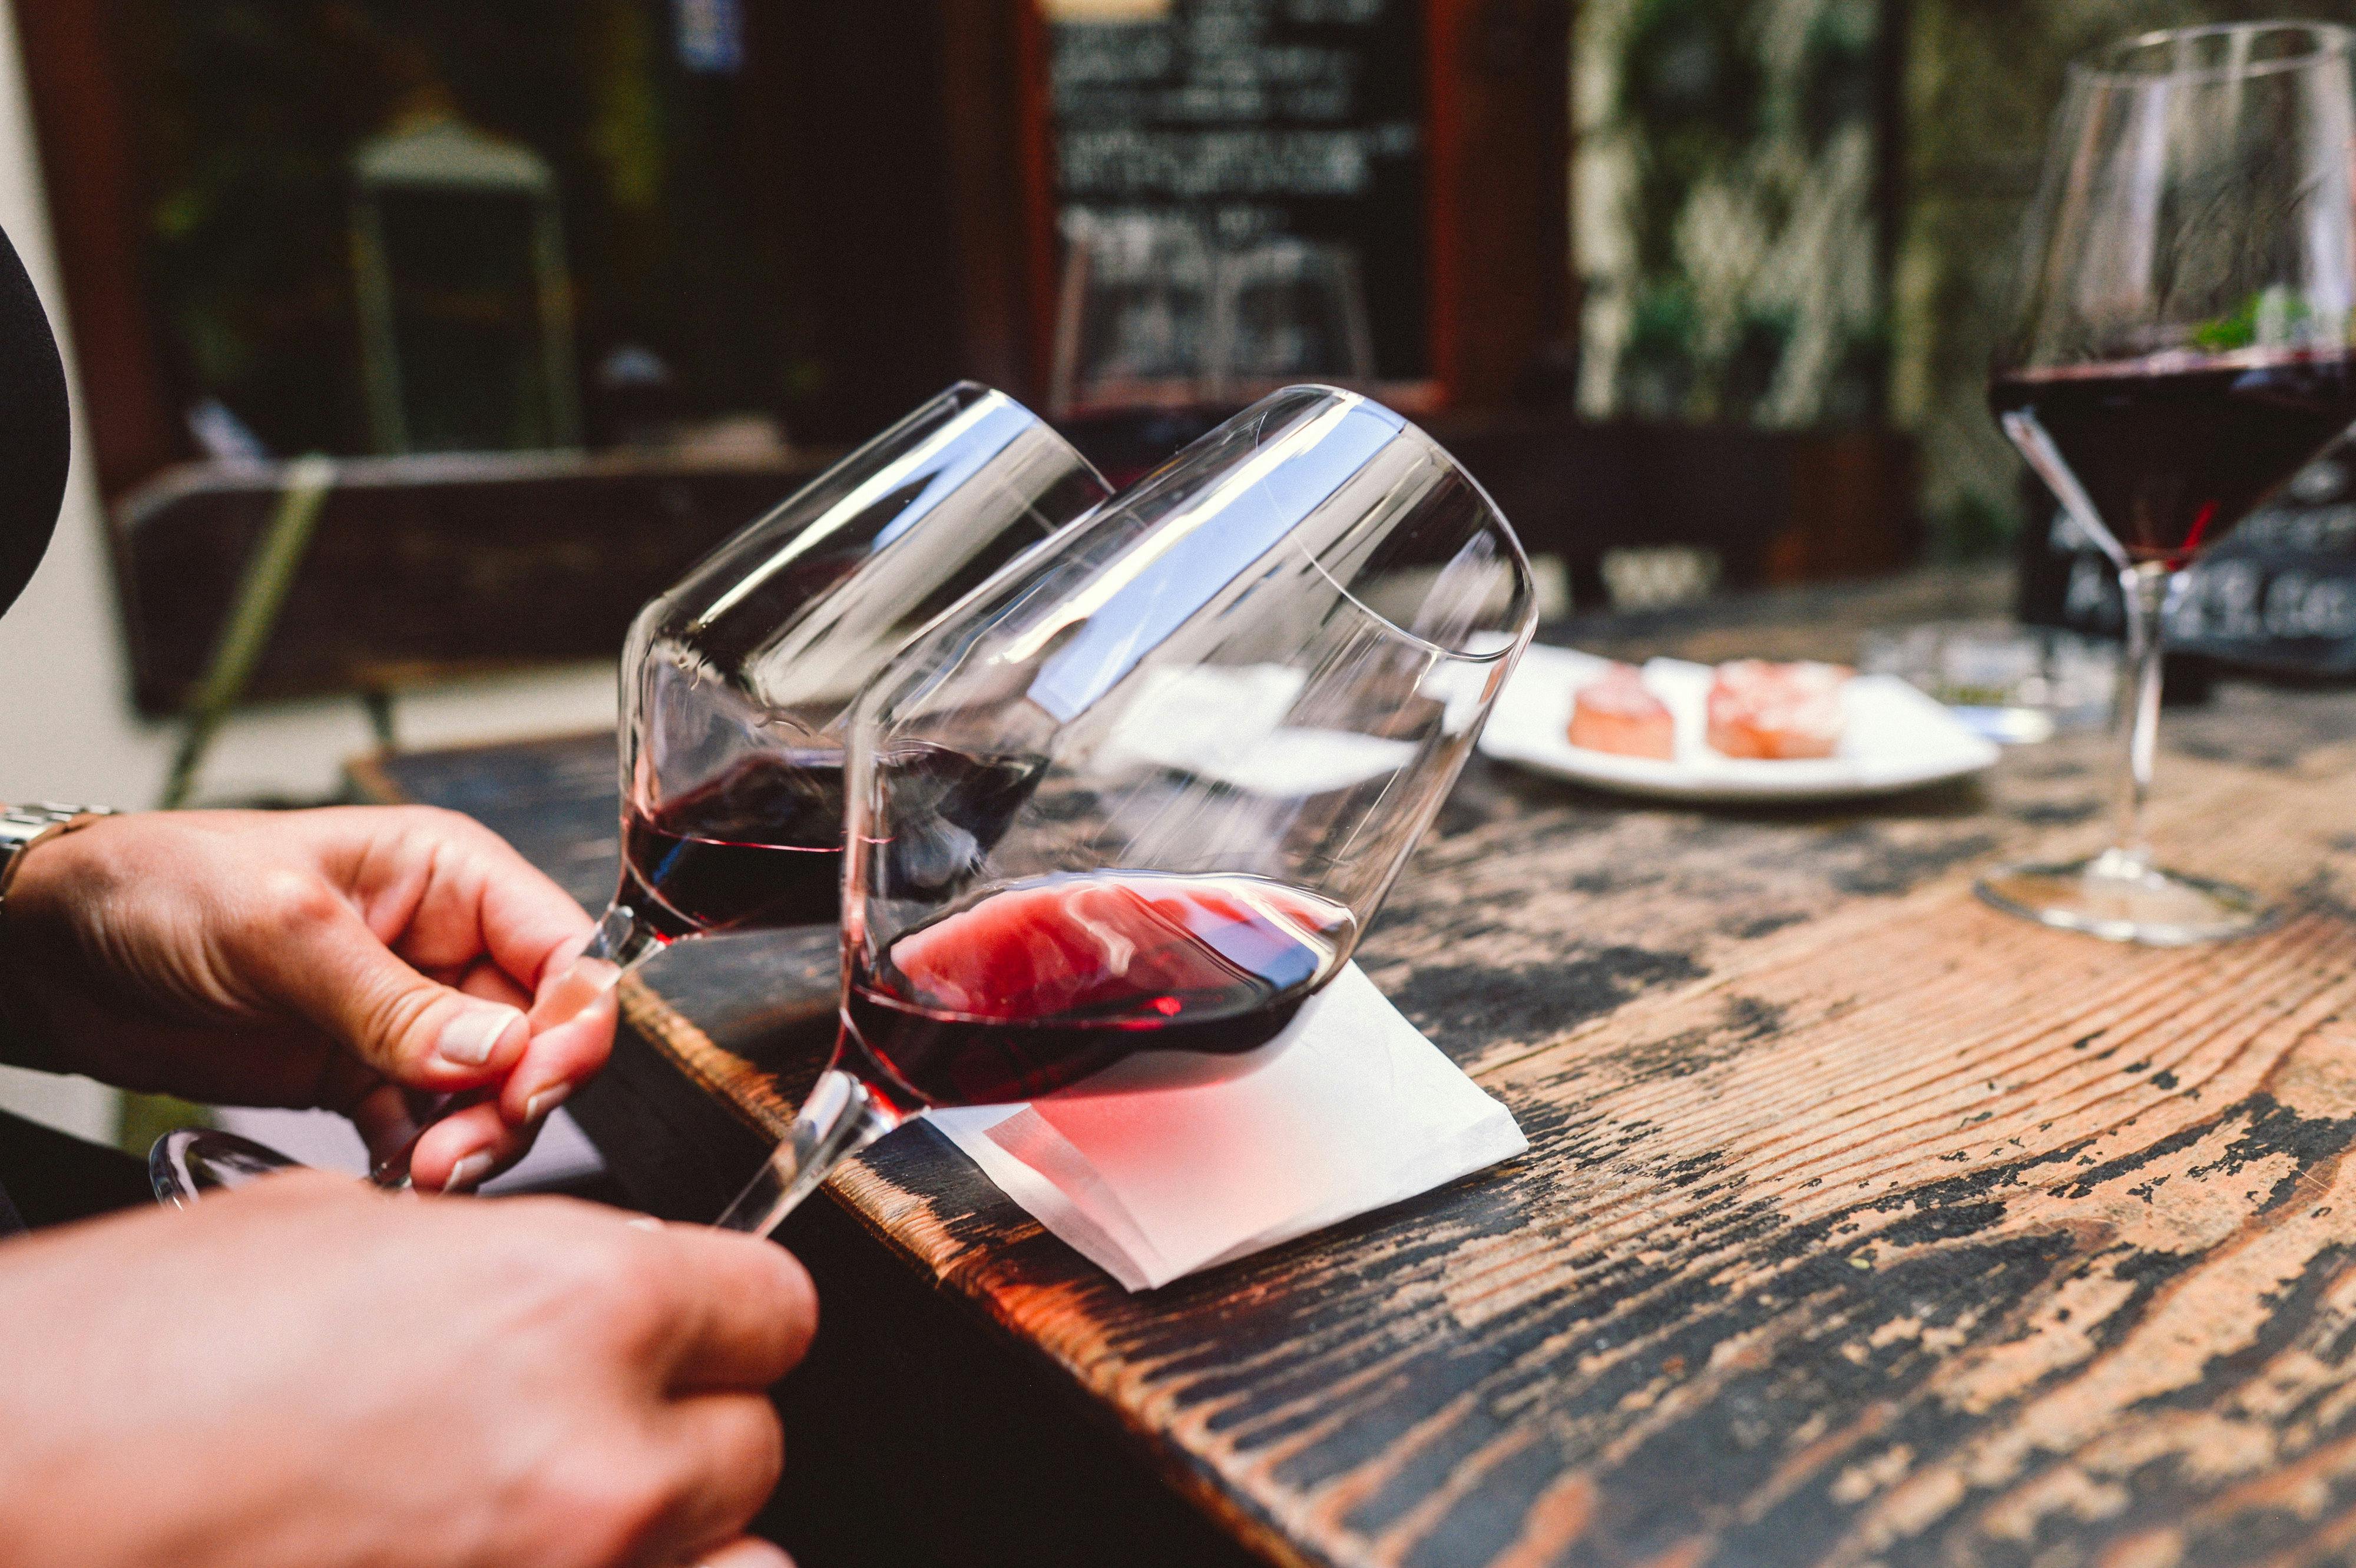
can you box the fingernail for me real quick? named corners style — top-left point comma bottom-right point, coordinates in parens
top-left (626, 1215), bottom-right (663, 1232)
top-left (523, 1083), bottom-right (571, 1124)
top-left (437, 1005), bottom-right (524, 1067)
top-left (442, 1152), bottom-right (496, 1193)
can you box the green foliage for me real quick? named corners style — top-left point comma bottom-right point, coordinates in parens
top-left (1932, 485), bottom-right (2019, 563)
top-left (1797, 0), bottom-right (1879, 150)
top-left (2190, 286), bottom-right (2312, 354)
top-left (1622, 0), bottom-right (1762, 276)
top-left (1587, 0), bottom-right (1888, 429)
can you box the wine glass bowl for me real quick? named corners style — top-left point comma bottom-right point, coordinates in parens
top-left (714, 385), bottom-right (1536, 1234)
top-left (1979, 21), bottom-right (2356, 945)
top-left (567, 382), bottom-right (1113, 989)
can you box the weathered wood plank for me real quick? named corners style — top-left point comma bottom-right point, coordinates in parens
top-left (805, 746), bottom-right (2356, 1568)
top-left (360, 571), bottom-right (2356, 1568)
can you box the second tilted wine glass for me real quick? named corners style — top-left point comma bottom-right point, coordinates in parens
top-left (527, 382), bottom-right (1113, 1033)
top-left (713, 385), bottom-right (1538, 1236)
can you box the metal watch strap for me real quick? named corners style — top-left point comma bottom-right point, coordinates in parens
top-left (0, 802), bottom-right (117, 915)
top-left (0, 803), bottom-right (114, 1067)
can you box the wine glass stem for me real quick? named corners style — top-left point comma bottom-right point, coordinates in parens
top-left (526, 900), bottom-right (669, 1030)
top-left (712, 1067), bottom-right (898, 1238)
top-left (374, 901), bottom-right (671, 1190)
top-left (2107, 560), bottom-right (2174, 874)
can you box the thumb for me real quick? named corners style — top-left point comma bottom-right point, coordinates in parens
top-left (249, 889), bottom-right (530, 1089)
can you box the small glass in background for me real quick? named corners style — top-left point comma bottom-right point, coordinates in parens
top-left (1050, 215), bottom-right (1380, 416)
top-left (1204, 236), bottom-right (1376, 393)
top-left (1859, 621), bottom-right (2117, 745)
top-left (1050, 212), bottom-right (1219, 414)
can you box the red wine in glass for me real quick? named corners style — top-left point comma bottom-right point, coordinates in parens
top-left (842, 870), bottom-right (1358, 1107)
top-left (620, 749), bottom-right (848, 938)
top-left (620, 743), bottom-right (1048, 940)
top-left (1988, 350), bottom-right (2356, 565)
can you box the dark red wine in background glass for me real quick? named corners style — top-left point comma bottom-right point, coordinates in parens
top-left (843, 870), bottom-right (1358, 1107)
top-left (1988, 351), bottom-right (2356, 563)
top-left (620, 745), bottom-right (1045, 940)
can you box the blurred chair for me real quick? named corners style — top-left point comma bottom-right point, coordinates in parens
top-left (352, 117), bottom-right (581, 455)
top-left (112, 446), bottom-right (836, 805)
top-left (1430, 410), bottom-right (1920, 609)
top-left (1600, 545), bottom-right (1722, 611)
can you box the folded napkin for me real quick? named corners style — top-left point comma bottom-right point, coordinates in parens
top-left (926, 964), bottom-right (1527, 1291)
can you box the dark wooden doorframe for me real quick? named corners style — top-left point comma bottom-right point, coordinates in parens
top-left (10, 1), bottom-right (181, 502)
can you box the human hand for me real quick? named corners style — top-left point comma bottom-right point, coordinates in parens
top-left (0, 1176), bottom-right (815, 1568)
top-left (0, 806), bottom-right (617, 1190)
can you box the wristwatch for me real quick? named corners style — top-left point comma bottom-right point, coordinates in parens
top-left (0, 802), bottom-right (116, 918)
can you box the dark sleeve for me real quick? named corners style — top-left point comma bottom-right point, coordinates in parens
top-left (0, 1108), bottom-right (152, 1232)
top-left (0, 221), bottom-right (70, 621)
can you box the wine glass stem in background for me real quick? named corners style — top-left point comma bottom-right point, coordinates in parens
top-left (2105, 561), bottom-right (2174, 876)
top-left (712, 1067), bottom-right (898, 1237)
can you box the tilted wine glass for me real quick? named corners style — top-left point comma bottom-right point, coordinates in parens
top-left (1981, 22), bottom-right (2356, 944)
top-left (526, 382), bottom-right (1110, 1026)
top-left (150, 383), bottom-right (1108, 1205)
top-left (712, 385), bottom-right (1538, 1236)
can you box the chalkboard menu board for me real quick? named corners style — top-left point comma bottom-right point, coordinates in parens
top-left (2020, 439), bottom-right (2356, 678)
top-left (1044, 0), bottom-right (1431, 382)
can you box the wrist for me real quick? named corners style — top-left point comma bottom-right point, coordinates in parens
top-left (0, 803), bottom-right (116, 1070)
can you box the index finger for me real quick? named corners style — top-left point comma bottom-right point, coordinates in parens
top-left (643, 1226), bottom-right (820, 1393)
top-left (451, 823), bottom-right (601, 994)
top-left (305, 806), bottom-right (597, 996)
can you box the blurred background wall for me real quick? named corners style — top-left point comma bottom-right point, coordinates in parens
top-left (0, 1), bottom-right (617, 819)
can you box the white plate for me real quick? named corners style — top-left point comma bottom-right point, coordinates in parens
top-left (1477, 644), bottom-right (2001, 803)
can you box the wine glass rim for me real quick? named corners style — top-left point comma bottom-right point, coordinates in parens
top-left (941, 379), bottom-right (1112, 498)
top-left (1277, 384), bottom-right (1538, 666)
top-left (2074, 21), bottom-right (2353, 86)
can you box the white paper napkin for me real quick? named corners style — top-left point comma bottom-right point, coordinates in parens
top-left (925, 964), bottom-right (1527, 1291)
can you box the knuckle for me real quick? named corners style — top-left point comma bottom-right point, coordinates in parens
top-left (764, 1250), bottom-right (820, 1369)
top-left (355, 982), bottom-right (442, 1064)
top-left (400, 803), bottom-right (496, 851)
top-left (727, 1401), bottom-right (786, 1498)
top-left (257, 869), bottom-right (345, 937)
top-left (409, 803), bottom-right (472, 836)
top-left (471, 1229), bottom-right (659, 1364)
top-left (558, 1232), bottom-right (674, 1344)
top-left (525, 1447), bottom-right (674, 1564)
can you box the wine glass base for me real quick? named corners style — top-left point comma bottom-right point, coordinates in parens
top-left (1976, 853), bottom-right (2275, 947)
top-left (150, 1128), bottom-right (307, 1208)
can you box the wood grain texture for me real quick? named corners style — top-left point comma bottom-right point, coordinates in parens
top-left (362, 571), bottom-right (2356, 1568)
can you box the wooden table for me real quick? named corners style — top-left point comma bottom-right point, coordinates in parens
top-left (358, 570), bottom-right (2356, 1568)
